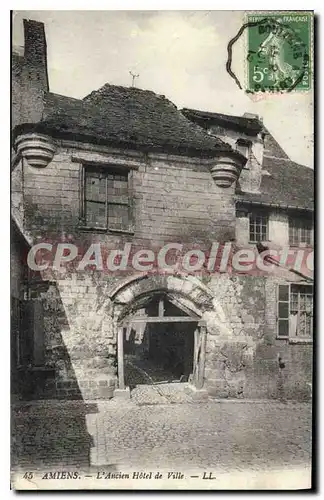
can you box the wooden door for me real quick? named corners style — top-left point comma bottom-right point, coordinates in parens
top-left (191, 324), bottom-right (207, 389)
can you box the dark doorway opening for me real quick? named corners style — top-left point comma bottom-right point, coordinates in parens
top-left (124, 322), bottom-right (196, 389)
top-left (122, 294), bottom-right (198, 390)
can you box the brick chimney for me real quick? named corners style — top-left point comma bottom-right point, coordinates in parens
top-left (15, 19), bottom-right (49, 124)
top-left (23, 19), bottom-right (49, 89)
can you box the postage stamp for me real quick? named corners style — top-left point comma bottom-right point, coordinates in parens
top-left (246, 11), bottom-right (313, 93)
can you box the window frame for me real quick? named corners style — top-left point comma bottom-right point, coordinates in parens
top-left (80, 164), bottom-right (134, 234)
top-left (248, 210), bottom-right (269, 243)
top-left (277, 283), bottom-right (313, 343)
top-left (236, 139), bottom-right (252, 161)
top-left (288, 215), bottom-right (313, 246)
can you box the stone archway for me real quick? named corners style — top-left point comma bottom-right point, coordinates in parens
top-left (108, 274), bottom-right (214, 398)
top-left (109, 273), bottom-right (214, 315)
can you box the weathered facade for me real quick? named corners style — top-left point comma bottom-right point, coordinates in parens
top-left (11, 19), bottom-right (314, 402)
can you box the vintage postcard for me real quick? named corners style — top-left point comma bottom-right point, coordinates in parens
top-left (11, 10), bottom-right (314, 490)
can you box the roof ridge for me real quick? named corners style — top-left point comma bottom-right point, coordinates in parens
top-left (83, 82), bottom-right (172, 102)
top-left (182, 107), bottom-right (259, 121)
top-left (182, 108), bottom-right (264, 135)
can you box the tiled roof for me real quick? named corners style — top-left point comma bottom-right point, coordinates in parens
top-left (14, 85), bottom-right (238, 158)
top-left (181, 107), bottom-right (313, 211)
top-left (181, 108), bottom-right (263, 135)
top-left (237, 156), bottom-right (314, 211)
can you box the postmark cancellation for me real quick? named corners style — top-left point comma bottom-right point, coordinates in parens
top-left (245, 11), bottom-right (313, 94)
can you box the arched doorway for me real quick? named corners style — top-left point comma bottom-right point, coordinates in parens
top-left (119, 291), bottom-right (207, 392)
top-left (109, 274), bottom-right (212, 396)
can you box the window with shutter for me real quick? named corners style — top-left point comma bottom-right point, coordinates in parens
top-left (290, 284), bottom-right (313, 339)
top-left (277, 284), bottom-right (313, 340)
top-left (277, 284), bottom-right (290, 338)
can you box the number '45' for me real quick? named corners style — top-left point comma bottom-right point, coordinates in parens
top-left (23, 472), bottom-right (34, 480)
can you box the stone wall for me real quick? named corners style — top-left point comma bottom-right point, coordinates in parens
top-left (26, 269), bottom-right (312, 401)
top-left (203, 274), bottom-right (312, 400)
top-left (21, 142), bottom-right (237, 245)
top-left (203, 275), bottom-right (263, 398)
top-left (28, 275), bottom-right (116, 400)
top-left (16, 136), bottom-right (235, 398)
top-left (13, 130), bottom-right (312, 403)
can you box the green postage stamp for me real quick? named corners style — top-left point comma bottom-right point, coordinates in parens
top-left (246, 11), bottom-right (313, 93)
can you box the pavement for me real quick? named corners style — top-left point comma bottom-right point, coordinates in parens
top-left (11, 397), bottom-right (312, 476)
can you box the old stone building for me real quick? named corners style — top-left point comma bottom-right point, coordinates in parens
top-left (11, 19), bottom-right (314, 401)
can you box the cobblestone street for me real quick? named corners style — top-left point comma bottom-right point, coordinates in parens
top-left (12, 398), bottom-right (312, 478)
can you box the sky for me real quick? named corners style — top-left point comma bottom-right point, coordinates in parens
top-left (12, 10), bottom-right (313, 167)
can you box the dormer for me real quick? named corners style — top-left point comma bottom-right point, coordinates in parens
top-left (181, 109), bottom-right (265, 193)
top-left (236, 138), bottom-right (252, 160)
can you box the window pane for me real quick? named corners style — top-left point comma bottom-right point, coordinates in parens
top-left (236, 145), bottom-right (248, 157)
top-left (278, 319), bottom-right (289, 337)
top-left (236, 140), bottom-right (251, 158)
top-left (249, 211), bottom-right (268, 242)
top-left (305, 295), bottom-right (313, 312)
top-left (85, 172), bottom-right (106, 202)
top-left (278, 285), bottom-right (289, 301)
top-left (108, 194), bottom-right (129, 204)
top-left (85, 201), bottom-right (106, 227)
top-left (299, 314), bottom-right (307, 335)
top-left (279, 302), bottom-right (289, 318)
top-left (305, 315), bottom-right (313, 337)
top-left (108, 192), bottom-right (129, 204)
top-left (291, 284), bottom-right (313, 294)
top-left (108, 204), bottom-right (129, 230)
top-left (290, 293), bottom-right (298, 310)
top-left (289, 217), bottom-right (313, 245)
top-left (299, 294), bottom-right (306, 310)
top-left (107, 174), bottom-right (129, 203)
